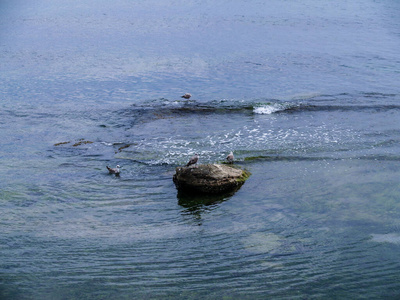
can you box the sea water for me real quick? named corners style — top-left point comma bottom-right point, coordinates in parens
top-left (1, 0), bottom-right (400, 299)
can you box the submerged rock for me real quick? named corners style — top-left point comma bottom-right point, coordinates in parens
top-left (54, 141), bottom-right (71, 146)
top-left (72, 140), bottom-right (93, 147)
top-left (173, 164), bottom-right (250, 195)
top-left (242, 232), bottom-right (282, 254)
top-left (54, 139), bottom-right (93, 147)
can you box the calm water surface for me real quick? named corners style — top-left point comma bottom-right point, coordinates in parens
top-left (1, 0), bottom-right (400, 299)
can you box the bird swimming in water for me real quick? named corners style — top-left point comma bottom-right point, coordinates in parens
top-left (186, 153), bottom-right (199, 167)
top-left (181, 93), bottom-right (191, 99)
top-left (107, 165), bottom-right (121, 175)
top-left (226, 151), bottom-right (234, 164)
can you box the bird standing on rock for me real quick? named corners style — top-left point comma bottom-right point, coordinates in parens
top-left (186, 154), bottom-right (199, 167)
top-left (107, 165), bottom-right (121, 175)
top-left (181, 93), bottom-right (191, 99)
top-left (226, 151), bottom-right (234, 164)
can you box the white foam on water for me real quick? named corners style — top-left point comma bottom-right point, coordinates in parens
top-left (253, 103), bottom-right (286, 115)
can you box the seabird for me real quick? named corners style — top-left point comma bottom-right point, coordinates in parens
top-left (226, 151), bottom-right (234, 164)
top-left (107, 165), bottom-right (121, 175)
top-left (181, 93), bottom-right (191, 99)
top-left (186, 153), bottom-right (199, 167)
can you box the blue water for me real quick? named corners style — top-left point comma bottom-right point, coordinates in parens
top-left (1, 1), bottom-right (400, 299)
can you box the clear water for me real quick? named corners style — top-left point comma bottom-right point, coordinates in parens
top-left (1, 0), bottom-right (400, 299)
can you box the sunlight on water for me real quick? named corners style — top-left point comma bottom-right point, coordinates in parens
top-left (242, 232), bottom-right (283, 254)
top-left (371, 234), bottom-right (400, 245)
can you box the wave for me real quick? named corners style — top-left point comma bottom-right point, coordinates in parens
top-left (253, 103), bottom-right (289, 114)
top-left (254, 103), bottom-right (400, 114)
top-left (57, 92), bottom-right (398, 167)
top-left (120, 92), bottom-right (400, 119)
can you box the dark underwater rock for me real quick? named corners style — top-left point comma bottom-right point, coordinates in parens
top-left (72, 140), bottom-right (93, 147)
top-left (54, 139), bottom-right (94, 147)
top-left (173, 164), bottom-right (250, 195)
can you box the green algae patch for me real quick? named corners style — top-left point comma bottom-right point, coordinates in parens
top-left (245, 155), bottom-right (268, 161)
top-left (236, 168), bottom-right (251, 183)
top-left (219, 164), bottom-right (251, 183)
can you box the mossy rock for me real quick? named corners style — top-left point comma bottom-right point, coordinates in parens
top-left (173, 164), bottom-right (250, 195)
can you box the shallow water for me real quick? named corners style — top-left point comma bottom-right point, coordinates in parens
top-left (1, 0), bottom-right (400, 299)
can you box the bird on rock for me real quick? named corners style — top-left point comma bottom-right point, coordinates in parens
top-left (181, 93), bottom-right (191, 99)
top-left (186, 154), bottom-right (199, 167)
top-left (226, 151), bottom-right (234, 164)
top-left (107, 165), bottom-right (121, 175)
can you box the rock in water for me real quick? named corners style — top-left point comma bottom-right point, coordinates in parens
top-left (173, 164), bottom-right (250, 195)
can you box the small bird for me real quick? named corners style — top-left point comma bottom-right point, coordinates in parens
top-left (226, 151), bottom-right (234, 164)
top-left (181, 93), bottom-right (191, 99)
top-left (186, 153), bottom-right (199, 167)
top-left (107, 165), bottom-right (121, 175)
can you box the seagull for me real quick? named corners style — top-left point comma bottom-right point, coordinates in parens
top-left (226, 151), bottom-right (234, 164)
top-left (181, 93), bottom-right (191, 99)
top-left (186, 153), bottom-right (199, 167)
top-left (107, 165), bottom-right (121, 175)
